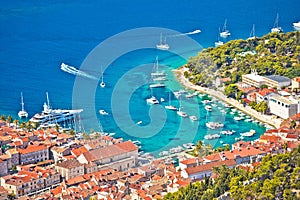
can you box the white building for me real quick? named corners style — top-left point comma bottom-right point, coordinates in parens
top-left (269, 95), bottom-right (300, 119)
top-left (242, 71), bottom-right (290, 89)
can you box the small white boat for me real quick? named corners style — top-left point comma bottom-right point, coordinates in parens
top-left (159, 151), bottom-right (169, 157)
top-left (189, 115), bottom-right (198, 121)
top-left (240, 129), bottom-right (256, 137)
top-left (146, 96), bottom-right (159, 104)
top-left (136, 121), bottom-right (143, 125)
top-left (205, 105), bottom-right (212, 112)
top-left (99, 109), bottom-right (109, 115)
top-left (182, 143), bottom-right (195, 149)
top-left (185, 93), bottom-right (194, 98)
top-left (215, 40), bottom-right (224, 47)
top-left (165, 105), bottom-right (178, 111)
top-left (234, 116), bottom-right (244, 121)
top-left (160, 98), bottom-right (165, 102)
top-left (18, 92), bottom-right (28, 118)
top-left (153, 76), bottom-right (167, 81)
top-left (244, 118), bottom-right (252, 122)
top-left (220, 130), bottom-right (235, 135)
top-left (156, 33), bottom-right (170, 50)
top-left (132, 140), bottom-right (142, 145)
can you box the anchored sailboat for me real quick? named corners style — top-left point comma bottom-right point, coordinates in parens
top-left (248, 24), bottom-right (256, 40)
top-left (150, 56), bottom-right (166, 88)
top-left (215, 27), bottom-right (224, 47)
top-left (165, 91), bottom-right (178, 111)
top-left (220, 19), bottom-right (231, 38)
top-left (99, 66), bottom-right (105, 88)
top-left (271, 13), bottom-right (283, 33)
top-left (156, 33), bottom-right (170, 50)
top-left (18, 92), bottom-right (28, 118)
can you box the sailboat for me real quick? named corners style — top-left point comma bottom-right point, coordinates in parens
top-left (176, 97), bottom-right (188, 117)
top-left (18, 92), bottom-right (28, 118)
top-left (150, 56), bottom-right (166, 88)
top-left (215, 27), bottom-right (224, 47)
top-left (146, 87), bottom-right (159, 105)
top-left (165, 91), bottom-right (178, 111)
top-left (99, 66), bottom-right (105, 88)
top-left (156, 33), bottom-right (170, 50)
top-left (248, 24), bottom-right (256, 40)
top-left (271, 13), bottom-right (283, 33)
top-left (220, 19), bottom-right (231, 38)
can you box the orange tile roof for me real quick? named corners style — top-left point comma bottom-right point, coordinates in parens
top-left (56, 159), bottom-right (83, 169)
top-left (66, 176), bottom-right (86, 186)
top-left (257, 88), bottom-right (276, 97)
top-left (18, 144), bottom-right (47, 154)
top-left (82, 141), bottom-right (137, 162)
top-left (71, 146), bottom-right (88, 157)
top-left (180, 158), bottom-right (203, 165)
top-left (185, 159), bottom-right (236, 175)
top-left (260, 135), bottom-right (282, 143)
top-left (293, 77), bottom-right (300, 82)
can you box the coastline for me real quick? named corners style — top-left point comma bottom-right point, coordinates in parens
top-left (173, 66), bottom-right (283, 129)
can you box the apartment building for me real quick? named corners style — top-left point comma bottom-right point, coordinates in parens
top-left (269, 95), bottom-right (300, 119)
top-left (55, 159), bottom-right (84, 180)
top-left (18, 145), bottom-right (49, 165)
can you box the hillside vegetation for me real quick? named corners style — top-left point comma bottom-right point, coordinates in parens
top-left (184, 31), bottom-right (300, 87)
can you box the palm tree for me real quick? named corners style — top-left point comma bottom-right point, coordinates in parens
top-left (13, 119), bottom-right (19, 128)
top-left (0, 115), bottom-right (5, 121)
top-left (6, 115), bottom-right (12, 126)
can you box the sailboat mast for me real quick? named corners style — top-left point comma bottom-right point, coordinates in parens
top-left (160, 33), bottom-right (163, 45)
top-left (20, 92), bottom-right (24, 111)
top-left (46, 92), bottom-right (50, 108)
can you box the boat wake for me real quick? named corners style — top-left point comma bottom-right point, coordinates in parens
top-left (169, 29), bottom-right (201, 37)
top-left (61, 63), bottom-right (98, 80)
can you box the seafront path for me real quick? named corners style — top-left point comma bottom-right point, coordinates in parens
top-left (173, 67), bottom-right (283, 129)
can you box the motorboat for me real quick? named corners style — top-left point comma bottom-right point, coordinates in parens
top-left (293, 21), bottom-right (300, 30)
top-left (206, 122), bottom-right (224, 129)
top-left (146, 96), bottom-right (159, 104)
top-left (240, 129), bottom-right (256, 137)
top-left (189, 115), bottom-right (198, 121)
top-left (177, 108), bottom-right (188, 118)
top-left (99, 109), bottom-right (109, 115)
top-left (165, 105), bottom-right (178, 111)
top-left (204, 134), bottom-right (221, 140)
top-left (205, 105), bottom-right (212, 111)
top-left (149, 83), bottom-right (165, 88)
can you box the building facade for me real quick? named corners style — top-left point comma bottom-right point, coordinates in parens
top-left (55, 159), bottom-right (84, 180)
top-left (269, 95), bottom-right (300, 119)
top-left (18, 145), bottom-right (49, 165)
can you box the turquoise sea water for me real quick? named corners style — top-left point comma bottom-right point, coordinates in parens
top-left (0, 0), bottom-right (299, 155)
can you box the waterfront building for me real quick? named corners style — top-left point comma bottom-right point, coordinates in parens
top-left (269, 95), bottom-right (300, 119)
top-left (256, 88), bottom-right (277, 104)
top-left (242, 71), bottom-right (290, 89)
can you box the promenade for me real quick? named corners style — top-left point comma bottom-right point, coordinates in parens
top-left (173, 67), bottom-right (283, 129)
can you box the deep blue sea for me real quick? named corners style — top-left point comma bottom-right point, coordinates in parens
top-left (0, 0), bottom-right (299, 155)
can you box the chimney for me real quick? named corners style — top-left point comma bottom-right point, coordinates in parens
top-left (196, 158), bottom-right (200, 166)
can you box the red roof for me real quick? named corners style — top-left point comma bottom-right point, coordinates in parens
top-left (293, 77), bottom-right (300, 83)
top-left (180, 158), bottom-right (203, 165)
top-left (18, 144), bottom-right (47, 154)
top-left (185, 159), bottom-right (236, 175)
top-left (257, 88), bottom-right (276, 97)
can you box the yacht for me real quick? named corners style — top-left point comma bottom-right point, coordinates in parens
top-left (271, 13), bottom-right (283, 33)
top-left (204, 134), bottom-right (221, 140)
top-left (146, 96), bottom-right (159, 104)
top-left (165, 91), bottom-right (177, 111)
top-left (177, 108), bottom-right (188, 118)
top-left (240, 129), bottom-right (256, 137)
top-left (206, 122), bottom-right (224, 129)
top-left (220, 19), bottom-right (231, 38)
top-left (293, 21), bottom-right (300, 30)
top-left (30, 92), bottom-right (83, 126)
top-left (18, 92), bottom-right (28, 118)
top-left (156, 33), bottom-right (170, 50)
top-left (61, 63), bottom-right (97, 80)
top-left (152, 76), bottom-right (167, 81)
top-left (220, 130), bottom-right (235, 135)
top-left (149, 83), bottom-right (165, 88)
top-left (99, 109), bottom-right (109, 115)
